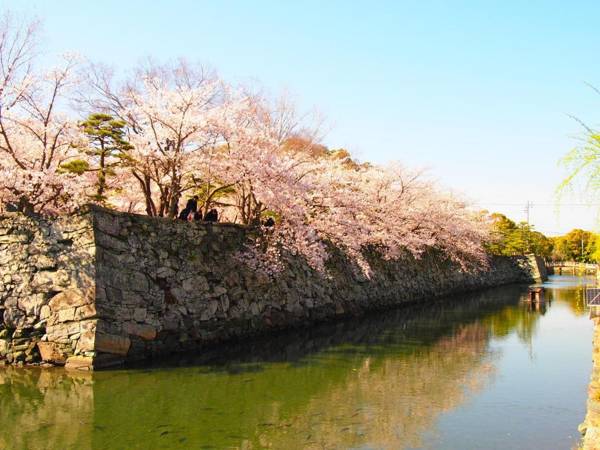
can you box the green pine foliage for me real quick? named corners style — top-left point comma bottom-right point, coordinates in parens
top-left (485, 213), bottom-right (553, 258)
top-left (62, 113), bottom-right (133, 203)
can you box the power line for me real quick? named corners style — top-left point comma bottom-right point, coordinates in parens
top-left (474, 202), bottom-right (600, 207)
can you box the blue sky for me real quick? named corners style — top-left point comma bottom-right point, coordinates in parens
top-left (4, 0), bottom-right (600, 234)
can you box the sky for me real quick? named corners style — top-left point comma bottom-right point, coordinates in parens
top-left (3, 0), bottom-right (600, 235)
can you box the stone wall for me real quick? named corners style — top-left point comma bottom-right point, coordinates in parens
top-left (0, 212), bottom-right (96, 366)
top-left (0, 206), bottom-right (537, 369)
top-left (527, 254), bottom-right (548, 282)
top-left (580, 315), bottom-right (600, 449)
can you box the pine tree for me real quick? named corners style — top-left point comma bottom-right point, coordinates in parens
top-left (63, 113), bottom-right (133, 203)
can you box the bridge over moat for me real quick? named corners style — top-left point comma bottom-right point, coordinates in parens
top-left (547, 261), bottom-right (599, 276)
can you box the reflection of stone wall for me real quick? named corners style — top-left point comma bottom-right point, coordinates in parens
top-left (0, 206), bottom-right (536, 369)
top-left (0, 367), bottom-right (94, 449)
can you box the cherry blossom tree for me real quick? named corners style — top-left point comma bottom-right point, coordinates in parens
top-left (302, 160), bottom-right (488, 272)
top-left (0, 12), bottom-right (37, 119)
top-left (232, 144), bottom-right (488, 275)
top-left (0, 12), bottom-right (489, 273)
top-left (179, 87), bottom-right (489, 274)
top-left (85, 61), bottom-right (224, 218)
top-left (0, 28), bottom-right (86, 215)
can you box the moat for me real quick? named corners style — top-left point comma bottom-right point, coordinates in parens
top-left (0, 275), bottom-right (593, 449)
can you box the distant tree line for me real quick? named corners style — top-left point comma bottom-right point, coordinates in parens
top-left (485, 213), bottom-right (554, 259)
top-left (551, 229), bottom-right (599, 263)
top-left (485, 213), bottom-right (599, 262)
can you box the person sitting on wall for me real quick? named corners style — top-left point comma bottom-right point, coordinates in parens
top-left (205, 208), bottom-right (218, 222)
top-left (185, 195), bottom-right (199, 214)
top-left (193, 210), bottom-right (203, 221)
top-left (178, 195), bottom-right (199, 221)
top-left (178, 208), bottom-right (190, 221)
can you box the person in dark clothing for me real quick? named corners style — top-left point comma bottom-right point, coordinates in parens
top-left (193, 210), bottom-right (203, 221)
top-left (178, 195), bottom-right (199, 221)
top-left (185, 196), bottom-right (199, 214)
top-left (205, 209), bottom-right (218, 222)
top-left (178, 208), bottom-right (190, 221)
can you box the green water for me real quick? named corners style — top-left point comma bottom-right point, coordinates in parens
top-left (0, 275), bottom-right (594, 450)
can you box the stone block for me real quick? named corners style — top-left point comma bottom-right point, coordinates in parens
top-left (34, 255), bottom-right (56, 270)
top-left (18, 293), bottom-right (45, 316)
top-left (200, 300), bottom-right (219, 321)
top-left (74, 304), bottom-right (97, 320)
top-left (104, 286), bottom-right (123, 303)
top-left (95, 304), bottom-right (116, 319)
top-left (65, 355), bottom-right (94, 371)
top-left (0, 233), bottom-right (29, 244)
top-left (121, 290), bottom-right (143, 306)
top-left (31, 269), bottom-right (70, 291)
top-left (46, 322), bottom-right (80, 341)
top-left (45, 324), bottom-right (65, 341)
top-left (40, 305), bottom-right (51, 320)
top-left (37, 342), bottom-right (68, 364)
top-left (169, 287), bottom-right (184, 303)
top-left (182, 275), bottom-right (209, 293)
top-left (162, 311), bottom-right (180, 331)
top-left (57, 307), bottom-right (76, 323)
top-left (123, 322), bottom-right (157, 340)
top-left (133, 308), bottom-right (147, 322)
top-left (249, 302), bottom-right (260, 315)
top-left (95, 214), bottom-right (122, 236)
top-left (95, 332), bottom-right (131, 356)
top-left (79, 320), bottom-right (96, 333)
top-left (220, 295), bottom-right (230, 312)
top-left (156, 266), bottom-right (175, 278)
top-left (95, 232), bottom-right (128, 252)
top-left (76, 331), bottom-right (95, 352)
top-left (210, 286), bottom-right (227, 298)
top-left (129, 272), bottom-right (148, 292)
top-left (48, 290), bottom-right (88, 311)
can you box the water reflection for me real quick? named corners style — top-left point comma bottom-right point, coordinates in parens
top-left (0, 278), bottom-right (593, 450)
top-left (0, 368), bottom-right (93, 450)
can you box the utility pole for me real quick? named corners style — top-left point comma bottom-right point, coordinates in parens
top-left (524, 201), bottom-right (532, 253)
top-left (524, 200), bottom-right (532, 226)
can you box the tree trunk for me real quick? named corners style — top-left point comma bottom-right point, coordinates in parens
top-left (97, 150), bottom-right (106, 201)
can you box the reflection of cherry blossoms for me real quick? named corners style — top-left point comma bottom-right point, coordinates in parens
top-left (252, 321), bottom-right (498, 450)
top-left (0, 13), bottom-right (489, 275)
